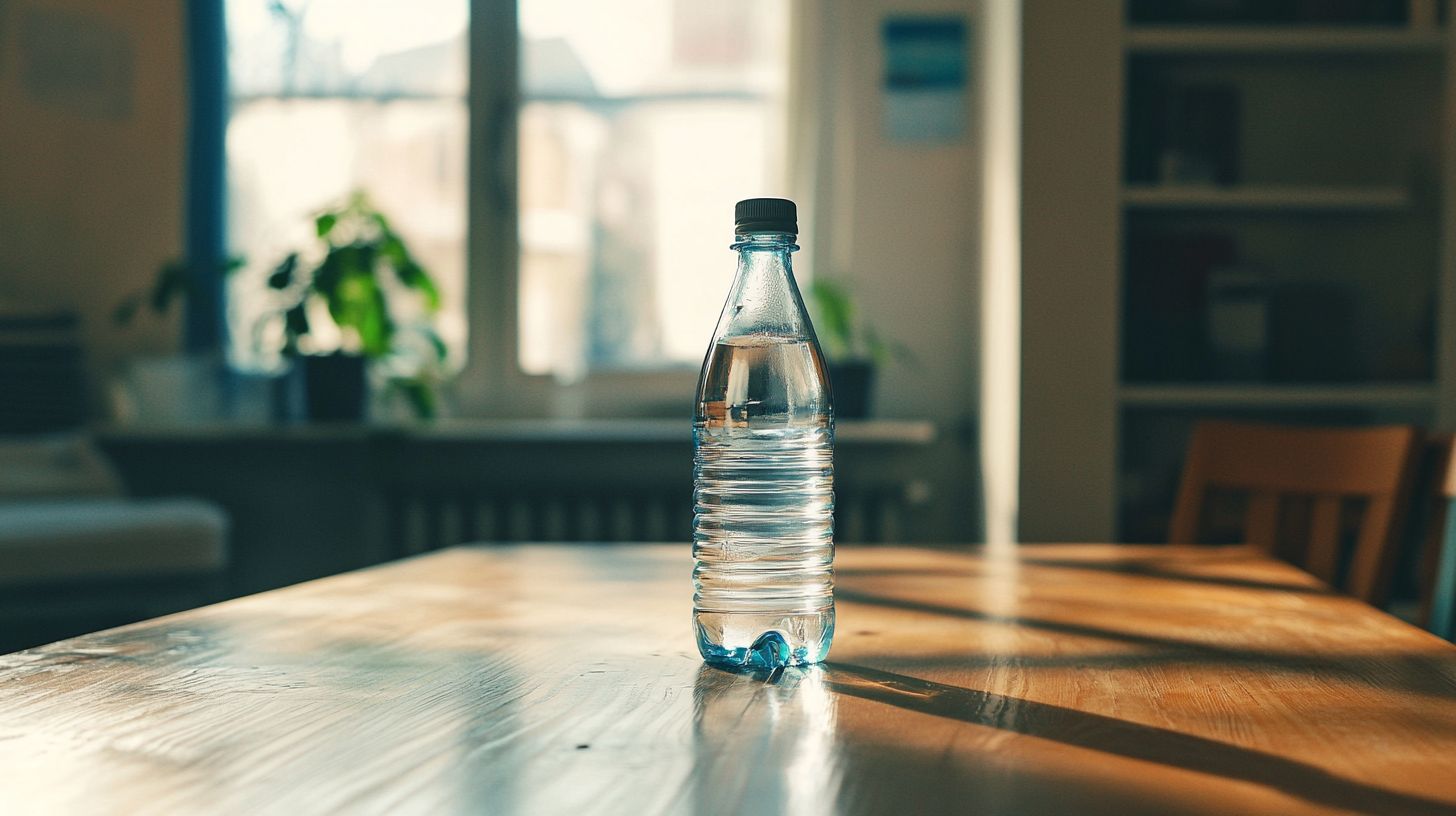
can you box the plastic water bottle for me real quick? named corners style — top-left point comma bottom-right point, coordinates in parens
top-left (693, 198), bottom-right (834, 669)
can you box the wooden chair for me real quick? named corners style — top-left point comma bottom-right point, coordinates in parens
top-left (1170, 421), bottom-right (1422, 606)
top-left (1418, 435), bottom-right (1456, 639)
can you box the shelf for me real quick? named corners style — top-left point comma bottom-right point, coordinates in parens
top-left (1122, 184), bottom-right (1412, 212)
top-left (1118, 384), bottom-right (1437, 408)
top-left (1125, 26), bottom-right (1447, 55)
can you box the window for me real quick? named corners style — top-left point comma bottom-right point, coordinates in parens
top-left (221, 1), bottom-right (790, 388)
top-left (225, 0), bottom-right (468, 370)
top-left (517, 0), bottom-right (790, 379)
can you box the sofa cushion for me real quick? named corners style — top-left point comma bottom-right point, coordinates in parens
top-left (0, 498), bottom-right (227, 586)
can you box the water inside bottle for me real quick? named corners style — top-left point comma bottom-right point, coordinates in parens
top-left (693, 334), bottom-right (834, 669)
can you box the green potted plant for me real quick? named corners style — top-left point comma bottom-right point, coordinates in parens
top-left (806, 278), bottom-right (902, 419)
top-left (265, 192), bottom-right (447, 421)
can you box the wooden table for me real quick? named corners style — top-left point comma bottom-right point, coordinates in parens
top-left (3, 544), bottom-right (1455, 815)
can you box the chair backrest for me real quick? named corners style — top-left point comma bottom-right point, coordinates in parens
top-left (1170, 420), bottom-right (1421, 606)
top-left (1420, 435), bottom-right (1456, 639)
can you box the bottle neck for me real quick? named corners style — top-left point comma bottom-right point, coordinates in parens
top-left (730, 232), bottom-right (799, 286)
top-left (711, 231), bottom-right (811, 342)
top-left (730, 232), bottom-right (800, 254)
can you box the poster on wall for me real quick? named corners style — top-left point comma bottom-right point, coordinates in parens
top-left (882, 16), bottom-right (968, 144)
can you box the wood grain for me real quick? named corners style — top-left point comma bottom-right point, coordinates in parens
top-left (2, 543), bottom-right (1455, 815)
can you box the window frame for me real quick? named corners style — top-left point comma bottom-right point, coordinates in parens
top-left (456, 0), bottom-right (808, 418)
top-left (185, 0), bottom-right (229, 353)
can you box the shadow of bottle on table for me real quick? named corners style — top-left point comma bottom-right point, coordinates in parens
top-left (832, 586), bottom-right (1456, 701)
top-left (687, 661), bottom-right (1227, 815)
top-left (821, 662), bottom-right (1456, 816)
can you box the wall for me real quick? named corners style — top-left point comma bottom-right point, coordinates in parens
top-left (1018, 0), bottom-right (1121, 541)
top-left (0, 0), bottom-right (186, 405)
top-left (806, 0), bottom-right (986, 538)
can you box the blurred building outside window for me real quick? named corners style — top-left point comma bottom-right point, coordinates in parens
top-left (517, 0), bottom-right (790, 380)
top-left (223, 0), bottom-right (790, 389)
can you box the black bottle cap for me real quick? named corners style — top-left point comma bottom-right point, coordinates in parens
top-left (734, 198), bottom-right (798, 236)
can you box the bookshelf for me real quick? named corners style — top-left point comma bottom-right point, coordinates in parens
top-left (1020, 1), bottom-right (1456, 542)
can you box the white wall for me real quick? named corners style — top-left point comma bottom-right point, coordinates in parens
top-left (806, 0), bottom-right (987, 538)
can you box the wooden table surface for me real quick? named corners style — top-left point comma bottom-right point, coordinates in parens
top-left (3, 544), bottom-right (1455, 816)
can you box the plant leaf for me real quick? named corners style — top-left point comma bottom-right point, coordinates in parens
top-left (151, 261), bottom-right (191, 314)
top-left (380, 234), bottom-right (409, 267)
top-left (862, 325), bottom-right (889, 365)
top-left (397, 261), bottom-right (442, 312)
top-left (371, 210), bottom-right (394, 237)
top-left (283, 302), bottom-right (310, 355)
top-left (808, 279), bottom-right (855, 358)
top-left (421, 327), bottom-right (449, 362)
top-left (312, 249), bottom-right (344, 301)
top-left (356, 276), bottom-right (394, 358)
top-left (391, 377), bottom-right (437, 420)
top-left (268, 253), bottom-right (299, 289)
top-left (325, 247), bottom-right (393, 359)
top-left (315, 212), bottom-right (338, 239)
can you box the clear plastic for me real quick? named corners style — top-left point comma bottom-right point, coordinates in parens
top-left (693, 231), bottom-right (834, 669)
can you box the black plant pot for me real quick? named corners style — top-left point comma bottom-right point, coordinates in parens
top-left (827, 360), bottom-right (876, 419)
top-left (302, 352), bottom-right (368, 422)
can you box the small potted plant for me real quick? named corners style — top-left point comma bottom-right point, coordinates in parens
top-left (264, 192), bottom-right (447, 422)
top-left (806, 278), bottom-right (903, 419)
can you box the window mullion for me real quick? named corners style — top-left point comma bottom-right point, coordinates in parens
top-left (459, 0), bottom-right (523, 412)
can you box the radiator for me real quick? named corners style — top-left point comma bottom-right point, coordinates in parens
top-left (387, 488), bottom-right (915, 555)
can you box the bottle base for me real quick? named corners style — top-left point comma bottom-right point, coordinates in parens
top-left (694, 609), bottom-right (834, 670)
